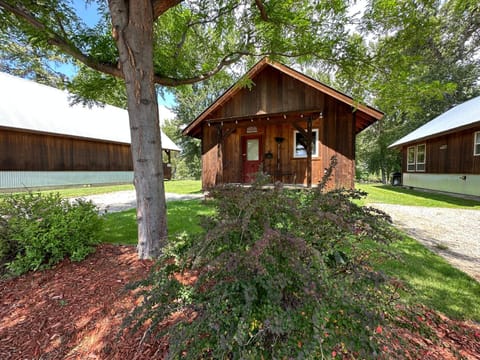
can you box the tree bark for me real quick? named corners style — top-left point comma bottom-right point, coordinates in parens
top-left (109, 0), bottom-right (167, 259)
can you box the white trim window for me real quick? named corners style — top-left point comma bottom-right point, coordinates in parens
top-left (407, 146), bottom-right (416, 172)
top-left (406, 144), bottom-right (426, 172)
top-left (474, 131), bottom-right (480, 156)
top-left (293, 129), bottom-right (319, 158)
top-left (416, 144), bottom-right (426, 171)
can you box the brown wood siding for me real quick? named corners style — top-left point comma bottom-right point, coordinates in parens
top-left (0, 128), bottom-right (133, 171)
top-left (210, 67), bottom-right (326, 120)
top-left (401, 125), bottom-right (480, 174)
top-left (201, 98), bottom-right (355, 189)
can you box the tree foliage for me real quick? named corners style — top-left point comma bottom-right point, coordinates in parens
top-left (339, 0), bottom-right (480, 181)
top-left (168, 70), bottom-right (237, 179)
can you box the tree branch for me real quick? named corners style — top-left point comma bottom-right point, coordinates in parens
top-left (154, 54), bottom-right (242, 86)
top-left (152, 0), bottom-right (183, 20)
top-left (0, 0), bottom-right (124, 78)
top-left (254, 0), bottom-right (269, 21)
top-left (0, 1), bottom-right (245, 87)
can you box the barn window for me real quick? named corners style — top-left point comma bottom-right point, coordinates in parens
top-left (474, 131), bottom-right (480, 156)
top-left (407, 146), bottom-right (416, 172)
top-left (407, 144), bottom-right (426, 172)
top-left (293, 129), bottom-right (319, 158)
top-left (416, 144), bottom-right (426, 171)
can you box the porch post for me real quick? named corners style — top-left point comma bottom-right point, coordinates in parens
top-left (306, 117), bottom-right (313, 188)
top-left (215, 124), bottom-right (224, 185)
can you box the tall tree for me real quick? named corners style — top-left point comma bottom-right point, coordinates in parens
top-left (0, 0), bottom-right (353, 258)
top-left (336, 0), bottom-right (480, 181)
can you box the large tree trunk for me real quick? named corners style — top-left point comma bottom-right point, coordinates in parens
top-left (109, 0), bottom-right (167, 259)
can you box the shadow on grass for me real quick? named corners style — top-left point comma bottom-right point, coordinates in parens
top-left (379, 237), bottom-right (480, 322)
top-left (366, 184), bottom-right (480, 208)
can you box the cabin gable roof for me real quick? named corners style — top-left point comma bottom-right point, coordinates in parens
top-left (183, 57), bottom-right (383, 138)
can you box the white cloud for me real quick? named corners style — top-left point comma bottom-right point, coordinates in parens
top-left (158, 104), bottom-right (175, 125)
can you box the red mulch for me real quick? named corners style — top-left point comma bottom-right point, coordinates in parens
top-left (1, 244), bottom-right (479, 360)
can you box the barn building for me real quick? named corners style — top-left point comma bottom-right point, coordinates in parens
top-left (389, 96), bottom-right (480, 197)
top-left (182, 58), bottom-right (383, 190)
top-left (0, 72), bottom-right (180, 190)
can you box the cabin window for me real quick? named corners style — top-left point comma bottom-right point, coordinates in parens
top-left (407, 144), bottom-right (426, 172)
top-left (474, 131), bottom-right (480, 156)
top-left (407, 146), bottom-right (416, 172)
top-left (416, 144), bottom-right (426, 171)
top-left (293, 129), bottom-right (319, 158)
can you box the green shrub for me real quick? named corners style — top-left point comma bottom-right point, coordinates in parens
top-left (0, 192), bottom-right (102, 276)
top-left (126, 170), bottom-right (403, 358)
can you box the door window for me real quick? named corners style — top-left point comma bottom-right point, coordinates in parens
top-left (246, 139), bottom-right (259, 161)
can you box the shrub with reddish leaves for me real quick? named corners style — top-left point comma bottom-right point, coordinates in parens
top-left (126, 159), bottom-right (403, 359)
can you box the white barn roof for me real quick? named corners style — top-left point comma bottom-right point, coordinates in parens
top-left (0, 72), bottom-right (180, 151)
top-left (389, 95), bottom-right (480, 148)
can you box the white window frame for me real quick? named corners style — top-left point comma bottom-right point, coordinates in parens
top-left (415, 143), bottom-right (426, 172)
top-left (406, 144), bottom-right (426, 172)
top-left (407, 146), bottom-right (416, 172)
top-left (474, 131), bottom-right (480, 156)
top-left (293, 129), bottom-right (319, 158)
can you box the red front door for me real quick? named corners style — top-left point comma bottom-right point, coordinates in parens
top-left (242, 135), bottom-right (262, 183)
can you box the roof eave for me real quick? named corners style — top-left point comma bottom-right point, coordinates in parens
top-left (389, 121), bottom-right (480, 149)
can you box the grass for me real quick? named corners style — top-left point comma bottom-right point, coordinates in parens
top-left (99, 199), bottom-right (214, 245)
top-left (0, 179), bottom-right (202, 199)
top-left (99, 195), bottom-right (480, 323)
top-left (164, 180), bottom-right (202, 194)
top-left (356, 183), bottom-right (480, 209)
top-left (375, 236), bottom-right (480, 322)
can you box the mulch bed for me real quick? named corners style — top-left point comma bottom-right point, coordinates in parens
top-left (1, 244), bottom-right (479, 359)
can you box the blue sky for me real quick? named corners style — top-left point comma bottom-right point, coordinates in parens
top-left (55, 1), bottom-right (176, 108)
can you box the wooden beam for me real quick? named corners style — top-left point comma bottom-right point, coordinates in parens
top-left (306, 117), bottom-right (313, 188)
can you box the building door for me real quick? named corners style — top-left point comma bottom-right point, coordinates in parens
top-left (242, 135), bottom-right (262, 183)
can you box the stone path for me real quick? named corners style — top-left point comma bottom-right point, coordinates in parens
top-left (372, 203), bottom-right (480, 282)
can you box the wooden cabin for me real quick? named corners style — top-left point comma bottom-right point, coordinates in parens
top-left (183, 58), bottom-right (383, 190)
top-left (390, 96), bottom-right (480, 197)
top-left (0, 72), bottom-right (180, 190)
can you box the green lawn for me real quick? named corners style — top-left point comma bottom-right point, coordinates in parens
top-left (0, 179), bottom-right (202, 199)
top-left (99, 199), bottom-right (213, 245)
top-left (375, 236), bottom-right (480, 322)
top-left (99, 194), bottom-right (480, 322)
top-left (355, 183), bottom-right (480, 320)
top-left (164, 180), bottom-right (202, 194)
top-left (356, 183), bottom-right (480, 209)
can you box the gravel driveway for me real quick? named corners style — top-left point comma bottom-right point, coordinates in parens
top-left (372, 203), bottom-right (480, 282)
top-left (76, 190), bottom-right (203, 213)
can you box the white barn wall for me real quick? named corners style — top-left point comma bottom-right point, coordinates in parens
top-left (402, 173), bottom-right (480, 197)
top-left (0, 171), bottom-right (133, 190)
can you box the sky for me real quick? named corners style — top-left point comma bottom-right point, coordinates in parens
top-left (55, 0), bottom-right (176, 119)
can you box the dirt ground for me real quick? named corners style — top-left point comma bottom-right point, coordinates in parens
top-left (1, 244), bottom-right (479, 359)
